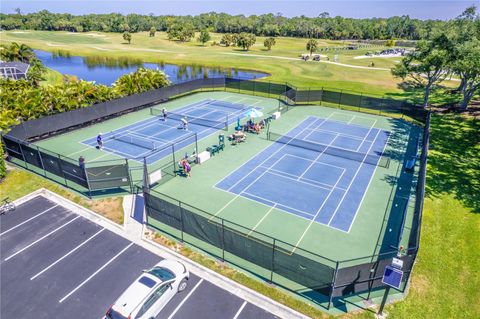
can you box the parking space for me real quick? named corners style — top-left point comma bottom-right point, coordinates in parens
top-left (0, 195), bottom-right (280, 319)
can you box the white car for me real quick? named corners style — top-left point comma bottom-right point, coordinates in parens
top-left (105, 259), bottom-right (189, 319)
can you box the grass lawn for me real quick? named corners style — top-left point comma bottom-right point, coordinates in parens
top-left (0, 30), bottom-right (459, 99)
top-left (0, 168), bottom-right (124, 224)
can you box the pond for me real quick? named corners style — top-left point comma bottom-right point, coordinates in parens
top-left (34, 50), bottom-right (269, 85)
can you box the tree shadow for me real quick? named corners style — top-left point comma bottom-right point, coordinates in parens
top-left (426, 115), bottom-right (480, 213)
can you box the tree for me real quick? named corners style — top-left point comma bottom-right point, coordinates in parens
top-left (236, 33), bottom-right (256, 51)
top-left (113, 68), bottom-right (170, 95)
top-left (0, 140), bottom-right (6, 180)
top-left (27, 58), bottom-right (47, 87)
top-left (392, 35), bottom-right (452, 107)
top-left (451, 39), bottom-right (480, 110)
top-left (166, 23), bottom-right (195, 42)
top-left (149, 26), bottom-right (156, 37)
top-left (263, 37), bottom-right (276, 50)
top-left (123, 31), bottom-right (132, 44)
top-left (198, 29), bottom-right (211, 46)
top-left (386, 39), bottom-right (396, 47)
top-left (306, 39), bottom-right (318, 56)
top-left (220, 33), bottom-right (234, 46)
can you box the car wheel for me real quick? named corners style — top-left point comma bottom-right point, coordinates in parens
top-left (178, 278), bottom-right (188, 292)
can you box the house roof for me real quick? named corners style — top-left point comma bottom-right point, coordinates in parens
top-left (0, 61), bottom-right (30, 80)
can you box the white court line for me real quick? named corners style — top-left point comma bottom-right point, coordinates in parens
top-left (224, 117), bottom-right (327, 192)
top-left (167, 279), bottom-right (204, 319)
top-left (298, 130), bottom-right (339, 180)
top-left (283, 153), bottom-right (346, 170)
top-left (59, 242), bottom-right (134, 303)
top-left (355, 118), bottom-right (378, 152)
top-left (330, 112), bottom-right (378, 128)
top-left (327, 129), bottom-right (383, 227)
top-left (67, 146), bottom-right (95, 157)
top-left (347, 115), bottom-right (356, 124)
top-left (264, 169), bottom-right (333, 192)
top-left (4, 216), bottom-right (80, 261)
top-left (304, 127), bottom-right (368, 141)
top-left (248, 205), bottom-right (276, 236)
top-left (292, 167), bottom-right (347, 252)
top-left (213, 116), bottom-right (330, 219)
top-left (30, 228), bottom-right (106, 280)
top-left (346, 132), bottom-right (391, 233)
top-left (0, 204), bottom-right (59, 237)
top-left (233, 301), bottom-right (248, 319)
top-left (258, 165), bottom-right (346, 191)
top-left (242, 191), bottom-right (316, 218)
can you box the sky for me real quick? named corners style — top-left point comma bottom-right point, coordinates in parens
top-left (0, 0), bottom-right (477, 20)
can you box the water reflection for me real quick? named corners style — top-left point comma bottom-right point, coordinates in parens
top-left (35, 50), bottom-right (268, 85)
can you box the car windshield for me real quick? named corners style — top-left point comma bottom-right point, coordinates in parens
top-left (147, 267), bottom-right (175, 281)
top-left (106, 309), bottom-right (127, 319)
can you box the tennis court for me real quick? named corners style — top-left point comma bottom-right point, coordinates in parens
top-left (216, 115), bottom-right (390, 232)
top-left (80, 98), bottom-right (260, 164)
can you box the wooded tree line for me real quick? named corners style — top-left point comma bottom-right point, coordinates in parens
top-left (0, 10), bottom-right (447, 40)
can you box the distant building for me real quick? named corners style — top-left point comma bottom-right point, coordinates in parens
top-left (0, 61), bottom-right (30, 80)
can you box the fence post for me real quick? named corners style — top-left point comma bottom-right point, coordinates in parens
top-left (338, 89), bottom-right (343, 108)
top-left (270, 238), bottom-right (276, 283)
top-left (126, 158), bottom-right (133, 194)
top-left (36, 145), bottom-right (48, 177)
top-left (180, 205), bottom-right (185, 242)
top-left (328, 261), bottom-right (340, 310)
top-left (308, 88), bottom-right (311, 104)
top-left (57, 154), bottom-right (69, 189)
top-left (358, 93), bottom-right (363, 112)
top-left (268, 81), bottom-right (271, 98)
top-left (221, 219), bottom-right (225, 262)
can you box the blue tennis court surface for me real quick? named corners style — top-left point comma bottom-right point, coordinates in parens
top-left (216, 116), bottom-right (390, 232)
top-left (81, 99), bottom-right (257, 164)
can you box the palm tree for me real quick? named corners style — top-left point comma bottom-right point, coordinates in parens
top-left (306, 39), bottom-right (318, 56)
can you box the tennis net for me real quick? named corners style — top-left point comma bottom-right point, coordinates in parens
top-left (110, 132), bottom-right (163, 151)
top-left (206, 99), bottom-right (250, 111)
top-left (150, 108), bottom-right (228, 130)
top-left (267, 131), bottom-right (390, 168)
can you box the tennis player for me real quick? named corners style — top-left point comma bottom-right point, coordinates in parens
top-left (96, 133), bottom-right (103, 149)
top-left (162, 108), bottom-right (167, 121)
top-left (181, 117), bottom-right (188, 130)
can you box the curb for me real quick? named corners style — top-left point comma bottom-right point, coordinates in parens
top-left (22, 189), bottom-right (311, 319)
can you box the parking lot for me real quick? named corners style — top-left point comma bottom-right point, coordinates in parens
top-left (0, 195), bottom-right (280, 319)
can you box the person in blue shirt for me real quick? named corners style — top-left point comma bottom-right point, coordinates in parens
top-left (96, 133), bottom-right (103, 149)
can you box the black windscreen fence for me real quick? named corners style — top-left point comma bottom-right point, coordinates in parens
top-left (144, 189), bottom-right (337, 296)
top-left (86, 161), bottom-right (131, 191)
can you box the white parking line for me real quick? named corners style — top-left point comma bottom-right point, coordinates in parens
top-left (0, 204), bottom-right (59, 237)
top-left (30, 228), bottom-right (106, 280)
top-left (233, 301), bottom-right (247, 319)
top-left (167, 279), bottom-right (204, 319)
top-left (59, 242), bottom-right (134, 303)
top-left (4, 215), bottom-right (80, 261)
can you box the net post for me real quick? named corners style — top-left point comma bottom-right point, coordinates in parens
top-left (194, 133), bottom-right (199, 157)
top-left (171, 144), bottom-right (176, 176)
